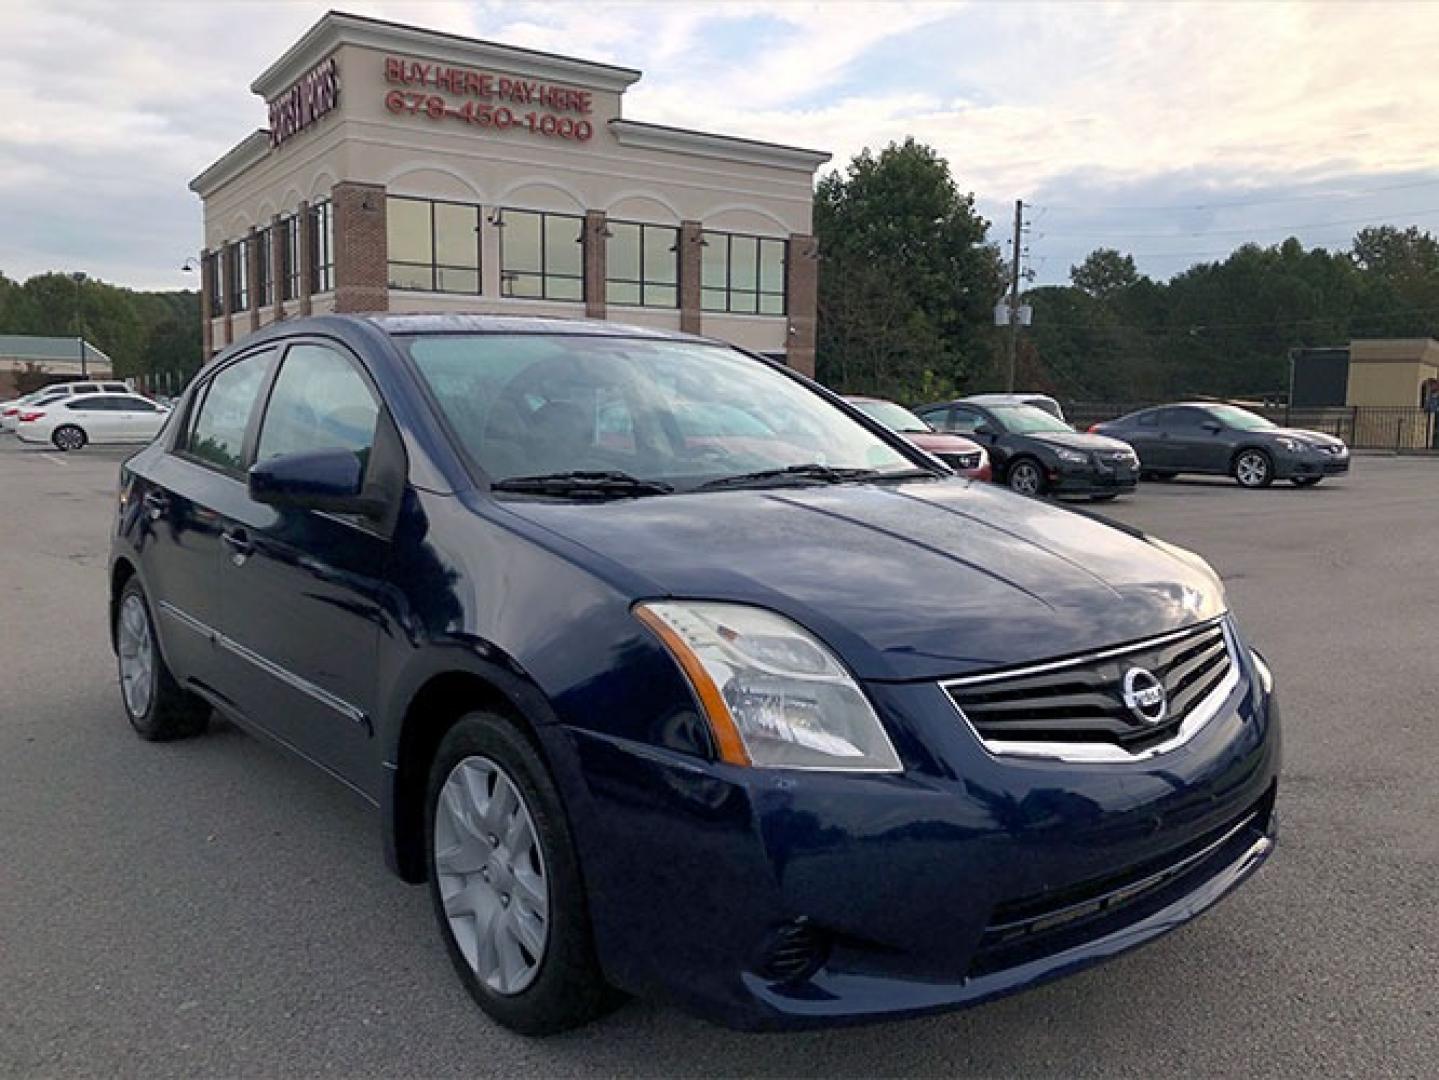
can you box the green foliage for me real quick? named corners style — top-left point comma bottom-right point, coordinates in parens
top-left (0, 270), bottom-right (200, 379)
top-left (815, 137), bottom-right (1003, 401)
top-left (1070, 249), bottom-right (1140, 300)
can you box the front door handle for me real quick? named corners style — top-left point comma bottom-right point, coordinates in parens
top-left (221, 528), bottom-right (253, 565)
top-left (142, 491), bottom-right (170, 520)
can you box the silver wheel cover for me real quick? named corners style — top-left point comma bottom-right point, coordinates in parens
top-left (1011, 462), bottom-right (1040, 495)
top-left (1237, 452), bottom-right (1267, 486)
top-left (117, 593), bottom-right (155, 718)
top-left (434, 756), bottom-right (549, 995)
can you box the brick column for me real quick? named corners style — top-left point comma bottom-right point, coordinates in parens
top-left (198, 249), bottom-right (214, 358)
top-left (298, 199), bottom-right (314, 316)
top-left (332, 182), bottom-right (388, 314)
top-left (584, 210), bottom-right (607, 320)
top-left (678, 220), bottom-right (703, 335)
top-left (784, 233), bottom-right (819, 378)
top-left (269, 214), bottom-right (285, 322)
top-left (221, 242), bottom-right (235, 346)
top-left (246, 226), bottom-right (262, 332)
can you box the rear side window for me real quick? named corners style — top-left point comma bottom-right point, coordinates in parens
top-left (66, 397), bottom-right (112, 412)
top-left (916, 407), bottom-right (953, 431)
top-left (1136, 411), bottom-right (1159, 428)
top-left (72, 383), bottom-right (99, 394)
top-left (256, 344), bottom-right (379, 465)
top-left (103, 383), bottom-right (128, 393)
top-left (186, 351), bottom-right (276, 473)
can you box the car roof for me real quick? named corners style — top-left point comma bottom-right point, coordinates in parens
top-left (842, 395), bottom-right (889, 404)
top-left (962, 393), bottom-right (1058, 404)
top-left (362, 312), bottom-right (710, 343)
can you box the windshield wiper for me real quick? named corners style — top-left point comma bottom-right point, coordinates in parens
top-left (697, 463), bottom-right (881, 490)
top-left (490, 470), bottom-right (674, 499)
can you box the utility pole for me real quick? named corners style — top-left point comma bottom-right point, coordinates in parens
top-left (1004, 199), bottom-right (1023, 392)
top-left (71, 271), bottom-right (87, 378)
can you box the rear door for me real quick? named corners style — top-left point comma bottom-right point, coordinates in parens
top-left (135, 347), bottom-right (278, 695)
top-left (1121, 409), bottom-right (1165, 466)
top-left (210, 340), bottom-right (395, 794)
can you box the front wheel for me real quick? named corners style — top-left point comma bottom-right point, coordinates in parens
top-left (1007, 459), bottom-right (1045, 497)
top-left (1292, 476), bottom-right (1323, 487)
top-left (116, 580), bottom-right (210, 740)
top-left (1233, 449), bottom-right (1273, 488)
top-left (426, 713), bottom-right (617, 1035)
top-left (52, 424), bottom-right (87, 451)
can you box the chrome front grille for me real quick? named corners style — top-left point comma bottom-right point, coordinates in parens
top-left (941, 451), bottom-right (982, 470)
top-left (943, 618), bottom-right (1238, 761)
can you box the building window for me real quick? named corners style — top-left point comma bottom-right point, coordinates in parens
top-left (206, 250), bottom-right (223, 314)
top-left (701, 232), bottom-right (786, 315)
top-left (499, 208), bottom-right (583, 301)
top-left (606, 221), bottom-right (678, 308)
top-left (280, 214), bottom-right (301, 301)
top-left (309, 198), bottom-right (334, 294)
top-left (255, 227), bottom-right (273, 309)
top-left (230, 238), bottom-right (250, 313)
top-left (386, 196), bottom-right (481, 294)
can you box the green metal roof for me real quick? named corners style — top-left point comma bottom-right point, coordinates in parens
top-left (0, 335), bottom-right (113, 364)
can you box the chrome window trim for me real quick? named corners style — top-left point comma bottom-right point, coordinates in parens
top-left (942, 617), bottom-right (1242, 764)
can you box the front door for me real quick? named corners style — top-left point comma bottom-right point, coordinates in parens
top-left (1164, 406), bottom-right (1230, 473)
top-left (211, 341), bottom-right (392, 796)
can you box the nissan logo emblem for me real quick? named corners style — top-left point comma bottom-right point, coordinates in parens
top-left (1122, 667), bottom-right (1168, 725)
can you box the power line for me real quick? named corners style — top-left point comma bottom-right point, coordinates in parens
top-left (1041, 207), bottom-right (1439, 240)
top-left (1032, 175), bottom-right (1439, 214)
top-left (1026, 301), bottom-right (1439, 335)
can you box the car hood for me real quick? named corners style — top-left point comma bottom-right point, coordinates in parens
top-left (903, 431), bottom-right (983, 454)
top-left (1022, 430), bottom-right (1134, 453)
top-left (499, 479), bottom-right (1224, 682)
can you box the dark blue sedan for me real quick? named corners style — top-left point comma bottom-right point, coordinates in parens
top-left (109, 315), bottom-right (1279, 1034)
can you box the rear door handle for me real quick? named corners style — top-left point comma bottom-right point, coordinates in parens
top-left (142, 492), bottom-right (170, 520)
top-left (221, 528), bottom-right (253, 565)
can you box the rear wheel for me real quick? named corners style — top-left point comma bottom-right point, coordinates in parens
top-left (1006, 458), bottom-right (1045, 497)
top-left (1233, 449), bottom-right (1273, 488)
top-left (116, 580), bottom-right (210, 740)
top-left (1292, 476), bottom-right (1323, 487)
top-left (52, 425), bottom-right (86, 451)
top-left (426, 712), bottom-right (616, 1035)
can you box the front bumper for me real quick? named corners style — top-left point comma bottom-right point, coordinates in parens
top-left (553, 649), bottom-right (1279, 1030)
top-left (1275, 449), bottom-right (1350, 478)
top-left (1048, 460), bottom-right (1139, 495)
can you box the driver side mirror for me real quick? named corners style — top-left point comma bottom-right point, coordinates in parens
top-left (972, 424), bottom-right (995, 438)
top-left (248, 448), bottom-right (381, 516)
top-left (1201, 420), bottom-right (1223, 434)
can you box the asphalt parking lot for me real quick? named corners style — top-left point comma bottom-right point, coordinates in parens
top-left (1, 438), bottom-right (1435, 1078)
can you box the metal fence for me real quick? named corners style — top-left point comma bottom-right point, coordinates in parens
top-left (1064, 402), bottom-right (1438, 451)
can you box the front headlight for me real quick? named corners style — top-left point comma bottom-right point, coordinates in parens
top-left (634, 601), bottom-right (902, 772)
top-left (1275, 436), bottom-right (1304, 451)
top-left (1056, 449), bottom-right (1088, 464)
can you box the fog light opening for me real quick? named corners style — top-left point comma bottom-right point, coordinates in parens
top-left (756, 917), bottom-right (830, 984)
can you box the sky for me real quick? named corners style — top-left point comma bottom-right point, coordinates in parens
top-left (4, 0), bottom-right (1439, 291)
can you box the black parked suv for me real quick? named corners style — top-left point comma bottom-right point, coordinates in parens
top-left (1093, 403), bottom-right (1350, 488)
top-left (915, 399), bottom-right (1139, 499)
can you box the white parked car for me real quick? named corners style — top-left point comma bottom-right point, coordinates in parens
top-left (15, 392), bottom-right (170, 450)
top-left (962, 393), bottom-right (1067, 422)
top-left (2, 381), bottom-right (132, 432)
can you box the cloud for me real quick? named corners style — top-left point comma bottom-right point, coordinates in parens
top-left (2, 1), bottom-right (1439, 289)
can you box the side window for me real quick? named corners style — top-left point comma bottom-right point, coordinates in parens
top-left (1136, 411), bottom-right (1159, 428)
top-left (103, 383), bottom-right (129, 393)
top-left (916, 407), bottom-right (953, 432)
top-left (1163, 407), bottom-right (1204, 429)
top-left (949, 408), bottom-right (985, 435)
top-left (256, 344), bottom-right (379, 466)
top-left (67, 397), bottom-right (112, 412)
top-left (73, 383), bottom-right (99, 394)
top-left (118, 396), bottom-right (158, 412)
top-left (186, 351), bottom-right (276, 473)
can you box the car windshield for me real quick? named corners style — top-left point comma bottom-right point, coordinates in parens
top-left (989, 404), bottom-right (1074, 434)
top-left (1207, 404), bottom-right (1276, 431)
top-left (850, 400), bottom-right (933, 434)
top-left (402, 334), bottom-right (915, 491)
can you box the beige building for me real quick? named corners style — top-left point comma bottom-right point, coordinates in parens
top-left (1345, 338), bottom-right (1439, 408)
top-left (189, 11), bottom-right (830, 374)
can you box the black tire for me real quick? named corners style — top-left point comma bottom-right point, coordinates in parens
top-left (425, 712), bottom-right (618, 1035)
top-left (1006, 457), bottom-right (1046, 497)
top-left (115, 579), bottom-right (210, 741)
top-left (52, 424), bottom-right (87, 451)
top-left (1148, 471), bottom-right (1178, 482)
top-left (1233, 448), bottom-right (1274, 488)
top-left (1292, 476), bottom-right (1323, 487)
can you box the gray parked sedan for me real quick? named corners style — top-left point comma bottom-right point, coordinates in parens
top-left (1092, 403), bottom-right (1350, 488)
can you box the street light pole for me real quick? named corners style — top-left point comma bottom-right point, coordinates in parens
top-left (71, 271), bottom-right (87, 378)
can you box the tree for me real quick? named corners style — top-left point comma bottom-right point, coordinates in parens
top-left (1070, 248), bottom-right (1141, 301)
top-left (815, 138), bottom-right (1003, 400)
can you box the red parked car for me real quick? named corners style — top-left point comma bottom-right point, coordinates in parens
top-left (845, 396), bottom-right (991, 480)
